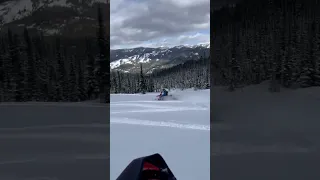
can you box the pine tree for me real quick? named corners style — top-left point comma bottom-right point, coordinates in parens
top-left (0, 42), bottom-right (4, 102)
top-left (55, 38), bottom-right (67, 101)
top-left (8, 30), bottom-right (24, 101)
top-left (24, 28), bottom-right (37, 101)
top-left (76, 57), bottom-right (87, 101)
top-left (85, 38), bottom-right (99, 100)
top-left (97, 5), bottom-right (109, 103)
top-left (68, 55), bottom-right (77, 101)
top-left (139, 63), bottom-right (147, 94)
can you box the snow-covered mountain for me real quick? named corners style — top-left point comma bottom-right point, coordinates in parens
top-left (110, 43), bottom-right (210, 74)
top-left (0, 0), bottom-right (108, 37)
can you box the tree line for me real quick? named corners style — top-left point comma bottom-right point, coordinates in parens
top-left (212, 0), bottom-right (320, 91)
top-left (0, 6), bottom-right (109, 103)
top-left (110, 55), bottom-right (210, 94)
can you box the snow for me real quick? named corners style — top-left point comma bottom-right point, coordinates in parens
top-left (0, 102), bottom-right (109, 180)
top-left (0, 0), bottom-right (107, 25)
top-left (110, 44), bottom-right (209, 70)
top-left (196, 42), bottom-right (210, 48)
top-left (110, 58), bottom-right (136, 69)
top-left (212, 81), bottom-right (320, 179)
top-left (42, 28), bottom-right (60, 35)
top-left (110, 89), bottom-right (210, 180)
top-left (3, 81), bottom-right (318, 179)
top-left (178, 43), bottom-right (210, 49)
top-left (47, 0), bottom-right (72, 8)
top-left (0, 0), bottom-right (34, 24)
top-left (110, 54), bottom-right (152, 70)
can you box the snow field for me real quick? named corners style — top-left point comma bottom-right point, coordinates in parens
top-left (211, 81), bottom-right (320, 179)
top-left (0, 102), bottom-right (109, 180)
top-left (110, 89), bottom-right (210, 180)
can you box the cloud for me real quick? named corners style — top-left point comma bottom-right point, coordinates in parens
top-left (110, 0), bottom-right (210, 49)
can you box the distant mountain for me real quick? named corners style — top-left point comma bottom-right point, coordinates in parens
top-left (110, 43), bottom-right (210, 74)
top-left (0, 0), bottom-right (108, 37)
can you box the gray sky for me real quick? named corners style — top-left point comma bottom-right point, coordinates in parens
top-left (110, 0), bottom-right (210, 49)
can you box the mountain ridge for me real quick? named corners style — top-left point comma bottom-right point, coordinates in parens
top-left (0, 0), bottom-right (108, 37)
top-left (110, 43), bottom-right (210, 74)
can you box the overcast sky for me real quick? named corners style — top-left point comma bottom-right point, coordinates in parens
top-left (110, 0), bottom-right (210, 49)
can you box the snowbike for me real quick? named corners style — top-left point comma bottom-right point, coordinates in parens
top-left (156, 94), bottom-right (177, 101)
top-left (156, 95), bottom-right (165, 101)
top-left (116, 153), bottom-right (177, 180)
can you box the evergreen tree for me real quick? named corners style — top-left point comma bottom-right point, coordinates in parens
top-left (97, 5), bottom-right (109, 103)
top-left (23, 28), bottom-right (37, 101)
top-left (139, 63), bottom-right (147, 94)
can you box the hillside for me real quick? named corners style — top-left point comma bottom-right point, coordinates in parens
top-left (110, 43), bottom-right (210, 74)
top-left (212, 81), bottom-right (320, 179)
top-left (212, 0), bottom-right (320, 90)
top-left (0, 0), bottom-right (108, 37)
top-left (0, 0), bottom-right (109, 103)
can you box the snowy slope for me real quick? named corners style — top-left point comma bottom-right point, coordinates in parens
top-left (0, 0), bottom-right (105, 24)
top-left (0, 102), bottom-right (109, 180)
top-left (110, 44), bottom-right (210, 73)
top-left (110, 89), bottom-right (210, 180)
top-left (0, 0), bottom-right (108, 37)
top-left (212, 81), bottom-right (320, 179)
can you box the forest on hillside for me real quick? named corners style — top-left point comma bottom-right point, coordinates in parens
top-left (110, 55), bottom-right (210, 94)
top-left (0, 7), bottom-right (109, 103)
top-left (212, 0), bottom-right (320, 91)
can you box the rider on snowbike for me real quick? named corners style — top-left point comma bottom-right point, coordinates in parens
top-left (162, 88), bottom-right (168, 96)
top-left (158, 88), bottom-right (168, 100)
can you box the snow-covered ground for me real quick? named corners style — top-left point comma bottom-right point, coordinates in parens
top-left (110, 89), bottom-right (210, 180)
top-left (0, 102), bottom-right (109, 180)
top-left (212, 81), bottom-right (320, 179)
top-left (4, 81), bottom-right (318, 179)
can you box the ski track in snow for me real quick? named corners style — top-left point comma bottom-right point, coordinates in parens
top-left (0, 102), bottom-right (109, 180)
top-left (111, 107), bottom-right (207, 114)
top-left (110, 90), bottom-right (210, 180)
top-left (211, 82), bottom-right (320, 180)
top-left (0, 90), bottom-right (210, 180)
top-left (111, 117), bottom-right (210, 131)
top-left (0, 154), bottom-right (109, 165)
top-left (0, 102), bottom-right (107, 108)
top-left (110, 95), bottom-right (209, 130)
top-left (0, 124), bottom-right (109, 132)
